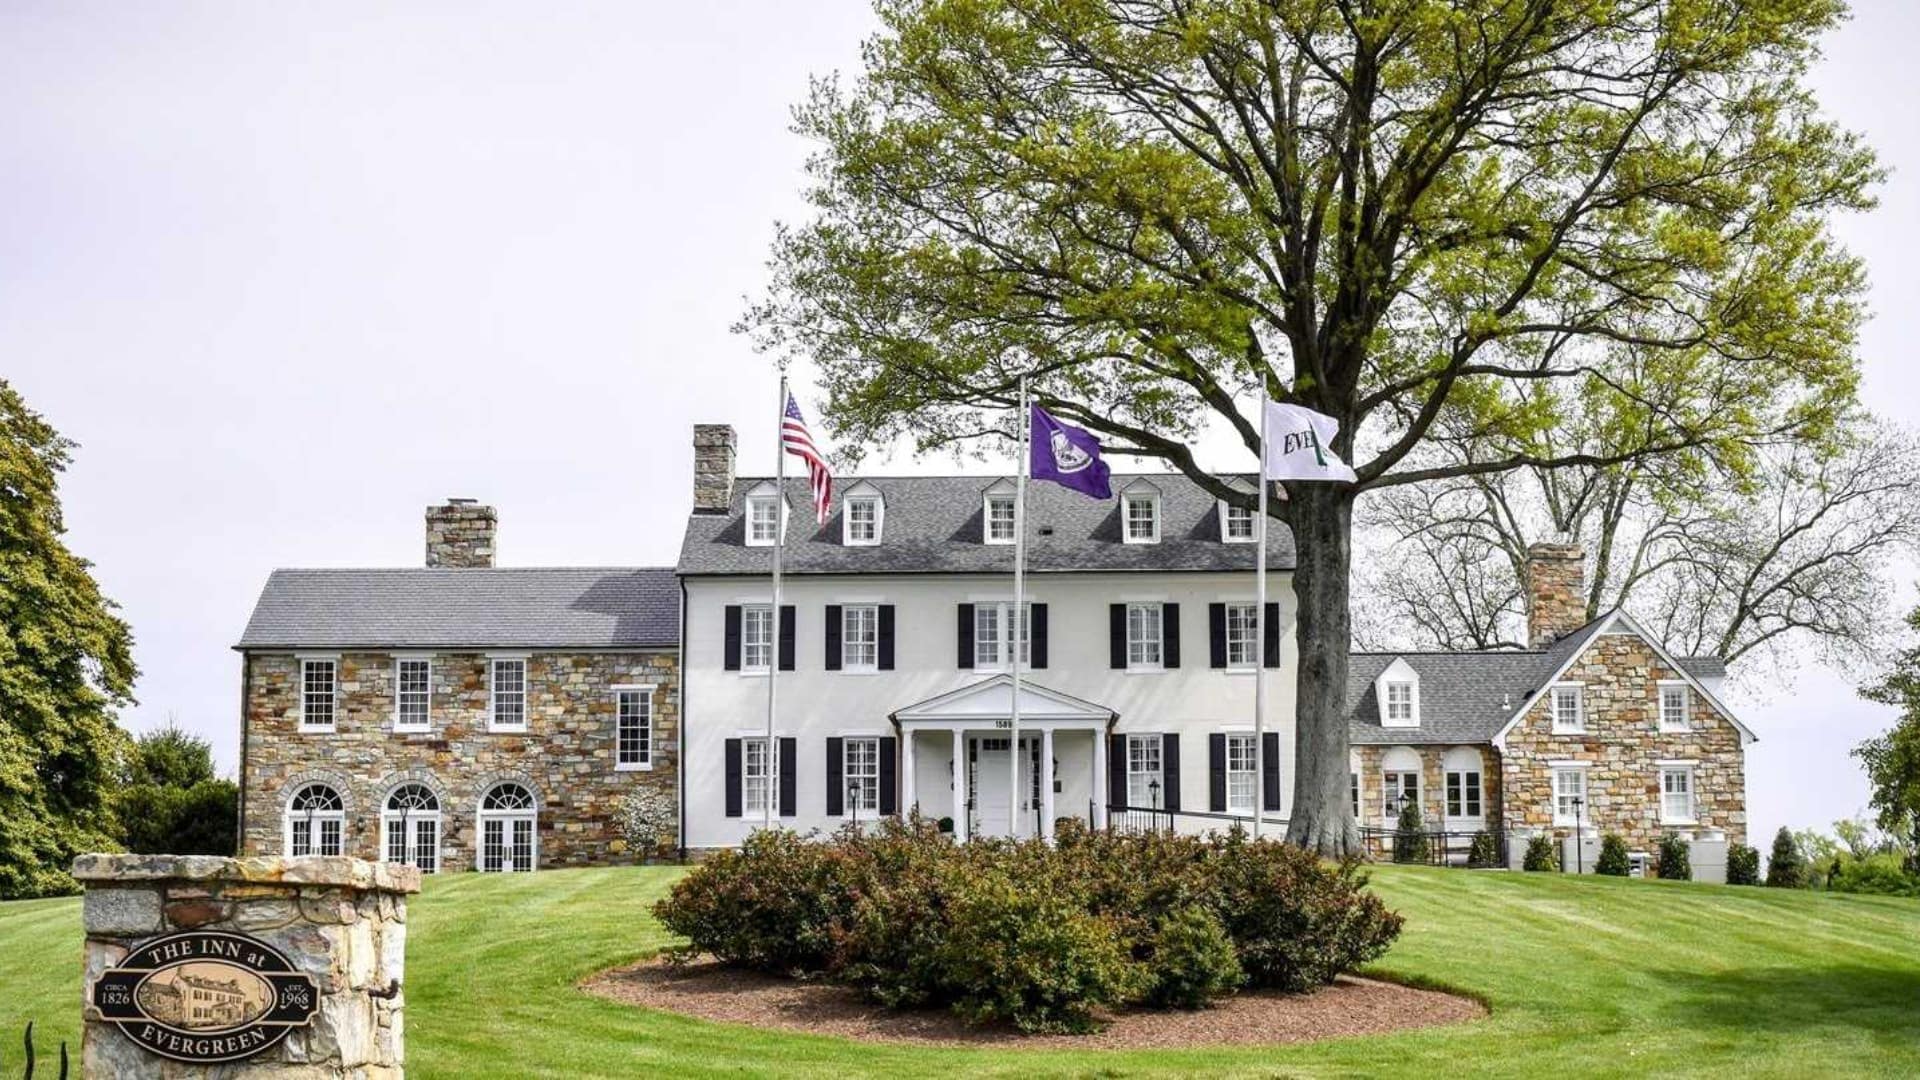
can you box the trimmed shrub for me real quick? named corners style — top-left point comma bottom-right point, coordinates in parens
top-left (1392, 801), bottom-right (1430, 864)
top-left (652, 828), bottom-right (855, 974)
top-left (1467, 830), bottom-right (1499, 868)
top-left (1726, 844), bottom-right (1761, 886)
top-left (1594, 833), bottom-right (1630, 877)
top-left (1656, 833), bottom-right (1692, 880)
top-left (1205, 832), bottom-right (1403, 991)
top-left (1766, 826), bottom-right (1806, 888)
top-left (1145, 905), bottom-right (1243, 1009)
top-left (1523, 832), bottom-right (1560, 872)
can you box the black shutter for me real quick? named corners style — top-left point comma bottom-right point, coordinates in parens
top-left (779, 605), bottom-right (796, 671)
top-left (879, 736), bottom-right (898, 815)
top-left (1107, 734), bottom-right (1127, 811)
top-left (1263, 602), bottom-right (1282, 668)
top-left (1031, 603), bottom-right (1048, 669)
top-left (724, 739), bottom-right (743, 817)
top-left (1262, 732), bottom-right (1282, 811)
top-left (724, 606), bottom-right (742, 671)
top-left (1208, 603), bottom-right (1227, 668)
top-left (1163, 603), bottom-right (1181, 668)
top-left (1109, 604), bottom-right (1127, 669)
top-left (825, 736), bottom-right (844, 816)
top-left (1209, 733), bottom-right (1227, 813)
top-left (957, 603), bottom-right (975, 668)
top-left (824, 605), bottom-right (843, 671)
top-left (779, 737), bottom-right (798, 817)
top-left (878, 605), bottom-right (896, 670)
top-left (1161, 734), bottom-right (1181, 811)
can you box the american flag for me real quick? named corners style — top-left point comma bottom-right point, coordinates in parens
top-left (782, 392), bottom-right (833, 524)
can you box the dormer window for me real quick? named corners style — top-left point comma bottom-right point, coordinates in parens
top-left (843, 482), bottom-right (883, 546)
top-left (1385, 682), bottom-right (1414, 724)
top-left (745, 485), bottom-right (785, 547)
top-left (1374, 658), bottom-right (1420, 728)
top-left (1222, 502), bottom-right (1255, 542)
top-left (984, 485), bottom-right (1017, 544)
top-left (1122, 483), bottom-right (1161, 544)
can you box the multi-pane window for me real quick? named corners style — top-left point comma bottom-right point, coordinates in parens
top-left (1659, 684), bottom-right (1691, 732)
top-left (1385, 682), bottom-right (1415, 724)
top-left (846, 497), bottom-right (879, 544)
top-left (382, 784), bottom-right (440, 873)
top-left (843, 605), bottom-right (879, 671)
top-left (1551, 685), bottom-right (1585, 733)
top-left (1126, 603), bottom-right (1163, 669)
top-left (1350, 772), bottom-right (1360, 817)
top-left (1126, 734), bottom-right (1164, 808)
top-left (490, 659), bottom-right (527, 730)
top-left (479, 783), bottom-right (536, 872)
top-left (747, 497), bottom-right (780, 545)
top-left (974, 602), bottom-right (1031, 669)
top-left (1124, 494), bottom-right (1159, 542)
top-left (1383, 771), bottom-right (1418, 817)
top-left (1225, 603), bottom-right (1259, 668)
top-left (616, 688), bottom-right (652, 769)
top-left (286, 783), bottom-right (344, 857)
top-left (1661, 767), bottom-right (1695, 822)
top-left (741, 606), bottom-right (774, 672)
top-left (1553, 767), bottom-right (1587, 824)
top-left (985, 494), bottom-right (1016, 543)
top-left (1223, 503), bottom-right (1255, 542)
top-left (300, 660), bottom-right (336, 731)
top-left (844, 737), bottom-right (880, 813)
top-left (394, 658), bottom-right (431, 730)
top-left (743, 737), bottom-right (775, 817)
top-left (1226, 733), bottom-right (1257, 814)
top-left (1446, 770), bottom-right (1483, 819)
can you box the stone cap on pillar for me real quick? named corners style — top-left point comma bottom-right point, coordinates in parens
top-left (72, 854), bottom-right (422, 894)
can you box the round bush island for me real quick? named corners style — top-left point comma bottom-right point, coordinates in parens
top-left (622, 818), bottom-right (1452, 1042)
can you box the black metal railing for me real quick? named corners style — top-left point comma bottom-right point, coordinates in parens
top-left (1359, 825), bottom-right (1508, 868)
top-left (1104, 804), bottom-right (1290, 836)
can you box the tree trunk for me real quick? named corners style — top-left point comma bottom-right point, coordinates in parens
top-left (1284, 484), bottom-right (1361, 857)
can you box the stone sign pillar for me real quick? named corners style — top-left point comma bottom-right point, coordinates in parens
top-left (74, 855), bottom-right (420, 1078)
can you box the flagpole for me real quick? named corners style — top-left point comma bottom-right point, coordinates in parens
top-left (1253, 399), bottom-right (1268, 841)
top-left (768, 373), bottom-right (786, 832)
top-left (1011, 376), bottom-right (1028, 840)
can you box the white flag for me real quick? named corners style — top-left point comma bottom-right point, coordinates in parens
top-left (1262, 400), bottom-right (1357, 482)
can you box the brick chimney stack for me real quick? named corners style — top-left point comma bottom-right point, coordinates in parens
top-left (425, 499), bottom-right (496, 568)
top-left (1526, 542), bottom-right (1587, 647)
top-left (693, 424), bottom-right (736, 513)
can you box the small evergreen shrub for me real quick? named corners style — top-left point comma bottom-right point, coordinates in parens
top-left (1523, 832), bottom-right (1560, 872)
top-left (652, 828), bottom-right (855, 973)
top-left (1766, 826), bottom-right (1806, 888)
top-left (1144, 905), bottom-right (1243, 1009)
top-left (1467, 829), bottom-right (1500, 868)
top-left (1392, 801), bottom-right (1430, 864)
top-left (1656, 832), bottom-right (1692, 880)
top-left (1726, 844), bottom-right (1761, 885)
top-left (1204, 834), bottom-right (1404, 992)
top-left (1594, 833), bottom-right (1630, 876)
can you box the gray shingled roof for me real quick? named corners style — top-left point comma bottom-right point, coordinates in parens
top-left (1345, 615), bottom-right (1727, 745)
top-left (677, 474), bottom-right (1296, 576)
top-left (236, 568), bottom-right (679, 650)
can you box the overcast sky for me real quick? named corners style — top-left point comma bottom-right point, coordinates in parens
top-left (5, 2), bottom-right (1916, 849)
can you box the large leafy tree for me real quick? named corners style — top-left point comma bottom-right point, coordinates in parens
top-left (0, 379), bottom-right (137, 897)
top-left (1858, 606), bottom-right (1920, 874)
top-left (119, 725), bottom-right (238, 857)
top-left (746, 0), bottom-right (1876, 853)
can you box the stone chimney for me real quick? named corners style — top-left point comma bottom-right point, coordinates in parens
top-left (425, 499), bottom-right (496, 568)
top-left (1526, 542), bottom-right (1587, 647)
top-left (693, 424), bottom-right (736, 513)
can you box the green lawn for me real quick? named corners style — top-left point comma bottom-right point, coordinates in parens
top-left (5, 866), bottom-right (1918, 1077)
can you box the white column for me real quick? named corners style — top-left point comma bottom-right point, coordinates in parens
top-left (902, 729), bottom-right (917, 817)
top-left (951, 728), bottom-right (967, 841)
top-left (1040, 727), bottom-right (1055, 840)
top-left (1092, 728), bottom-right (1109, 829)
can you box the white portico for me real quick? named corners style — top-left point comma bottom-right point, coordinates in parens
top-left (893, 674), bottom-right (1115, 841)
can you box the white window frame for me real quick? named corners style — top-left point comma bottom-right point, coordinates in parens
top-left (380, 784), bottom-right (441, 873)
top-left (843, 495), bottom-right (882, 546)
top-left (614, 685), bottom-right (655, 770)
top-left (1225, 732), bottom-right (1257, 815)
top-left (1123, 492), bottom-right (1161, 544)
top-left (740, 605), bottom-right (774, 674)
top-left (742, 736), bottom-right (778, 818)
top-left (1126, 733), bottom-right (1165, 808)
top-left (1220, 501), bottom-right (1256, 543)
top-left (393, 656), bottom-right (432, 732)
top-left (1384, 681), bottom-right (1416, 726)
top-left (746, 495), bottom-right (782, 547)
top-left (984, 493), bottom-right (1017, 544)
top-left (1382, 770), bottom-right (1419, 818)
top-left (843, 736), bottom-right (880, 813)
top-left (1125, 602), bottom-right (1164, 671)
top-left (477, 783), bottom-right (538, 872)
top-left (1225, 602), bottom-right (1259, 669)
top-left (1551, 683), bottom-right (1586, 734)
top-left (298, 657), bottom-right (337, 732)
top-left (284, 783), bottom-right (345, 857)
top-left (1659, 764), bottom-right (1697, 824)
top-left (1350, 771), bottom-right (1361, 818)
top-left (842, 604), bottom-right (880, 673)
top-left (1552, 765), bottom-right (1589, 826)
top-left (1445, 768), bottom-right (1483, 820)
top-left (973, 601), bottom-right (1031, 671)
top-left (489, 656), bottom-right (528, 732)
top-left (1658, 681), bottom-right (1691, 732)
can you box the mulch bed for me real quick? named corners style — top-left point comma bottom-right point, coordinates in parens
top-left (583, 956), bottom-right (1486, 1050)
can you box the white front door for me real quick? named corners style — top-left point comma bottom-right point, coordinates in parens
top-left (970, 736), bottom-right (1038, 839)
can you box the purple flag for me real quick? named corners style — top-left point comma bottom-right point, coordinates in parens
top-left (1029, 405), bottom-right (1112, 498)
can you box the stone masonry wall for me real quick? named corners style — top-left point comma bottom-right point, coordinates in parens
top-left (241, 650), bottom-right (678, 871)
top-left (423, 502), bottom-right (496, 568)
top-left (1526, 543), bottom-right (1587, 647)
top-left (1502, 632), bottom-right (1746, 850)
top-left (1353, 744), bottom-right (1503, 833)
top-left (76, 854), bottom-right (418, 1078)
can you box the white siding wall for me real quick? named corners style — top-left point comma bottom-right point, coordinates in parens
top-left (681, 571), bottom-right (1298, 848)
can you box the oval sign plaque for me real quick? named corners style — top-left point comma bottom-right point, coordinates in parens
top-left (90, 929), bottom-right (320, 1064)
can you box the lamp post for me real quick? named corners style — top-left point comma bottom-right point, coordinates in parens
top-left (1149, 777), bottom-right (1162, 833)
top-left (1573, 795), bottom-right (1586, 874)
